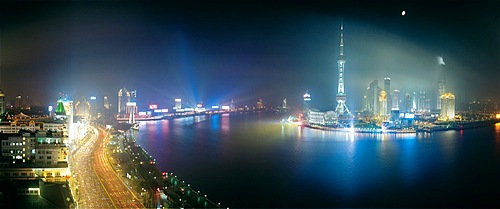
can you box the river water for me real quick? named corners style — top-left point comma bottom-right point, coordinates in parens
top-left (136, 112), bottom-right (500, 207)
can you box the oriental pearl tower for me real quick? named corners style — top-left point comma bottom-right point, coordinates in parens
top-left (335, 21), bottom-right (350, 116)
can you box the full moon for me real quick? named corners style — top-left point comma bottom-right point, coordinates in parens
top-left (402, 10), bottom-right (406, 16)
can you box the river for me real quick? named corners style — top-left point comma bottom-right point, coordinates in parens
top-left (136, 112), bottom-right (500, 207)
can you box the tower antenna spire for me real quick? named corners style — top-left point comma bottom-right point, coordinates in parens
top-left (335, 19), bottom-right (350, 116)
top-left (339, 19), bottom-right (344, 57)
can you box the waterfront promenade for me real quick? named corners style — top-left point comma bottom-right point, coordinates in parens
top-left (107, 128), bottom-right (222, 208)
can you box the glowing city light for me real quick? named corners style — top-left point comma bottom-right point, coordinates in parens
top-left (149, 104), bottom-right (158, 109)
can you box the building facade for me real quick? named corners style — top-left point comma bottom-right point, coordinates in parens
top-left (440, 92), bottom-right (455, 121)
top-left (384, 77), bottom-right (392, 114)
top-left (118, 88), bottom-right (137, 116)
top-left (0, 90), bottom-right (5, 115)
top-left (303, 91), bottom-right (311, 117)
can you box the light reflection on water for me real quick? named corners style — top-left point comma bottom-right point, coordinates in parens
top-left (495, 123), bottom-right (500, 156)
top-left (137, 113), bottom-right (500, 208)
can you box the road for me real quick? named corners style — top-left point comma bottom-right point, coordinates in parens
top-left (69, 125), bottom-right (144, 209)
top-left (93, 126), bottom-right (144, 208)
top-left (69, 125), bottom-right (115, 208)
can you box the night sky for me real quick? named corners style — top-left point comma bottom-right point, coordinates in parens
top-left (0, 0), bottom-right (498, 110)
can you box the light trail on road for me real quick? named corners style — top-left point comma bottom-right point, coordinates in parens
top-left (69, 125), bottom-right (144, 209)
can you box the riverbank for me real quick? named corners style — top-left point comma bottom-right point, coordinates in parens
top-left (305, 124), bottom-right (417, 133)
top-left (131, 111), bottom-right (500, 207)
top-left (302, 119), bottom-right (500, 134)
top-left (107, 129), bottom-right (222, 208)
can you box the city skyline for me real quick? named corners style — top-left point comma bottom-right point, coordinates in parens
top-left (0, 1), bottom-right (498, 110)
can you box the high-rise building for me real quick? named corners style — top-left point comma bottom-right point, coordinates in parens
top-left (384, 77), bottom-right (392, 114)
top-left (390, 89), bottom-right (400, 122)
top-left (75, 97), bottom-right (91, 118)
top-left (403, 93), bottom-right (411, 113)
top-left (335, 21), bottom-right (350, 116)
top-left (62, 100), bottom-right (73, 118)
top-left (174, 99), bottom-right (182, 109)
top-left (125, 90), bottom-right (137, 115)
top-left (303, 91), bottom-right (311, 116)
top-left (130, 90), bottom-right (137, 103)
top-left (89, 96), bottom-right (97, 119)
top-left (368, 80), bottom-right (379, 114)
top-left (392, 89), bottom-right (399, 110)
top-left (418, 91), bottom-right (426, 112)
top-left (118, 88), bottom-right (127, 114)
top-left (103, 96), bottom-right (110, 109)
top-left (363, 87), bottom-right (370, 112)
top-left (437, 56), bottom-right (446, 110)
top-left (127, 102), bottom-right (137, 124)
top-left (0, 90), bottom-right (5, 115)
top-left (54, 97), bottom-right (74, 141)
top-left (425, 97), bottom-right (431, 112)
top-left (440, 93), bottom-right (455, 121)
top-left (412, 91), bottom-right (418, 112)
top-left (379, 90), bottom-right (387, 116)
top-left (25, 96), bottom-right (31, 110)
top-left (118, 88), bottom-right (137, 115)
top-left (15, 95), bottom-right (22, 109)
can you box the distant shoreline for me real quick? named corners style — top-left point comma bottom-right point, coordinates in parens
top-left (298, 119), bottom-right (500, 134)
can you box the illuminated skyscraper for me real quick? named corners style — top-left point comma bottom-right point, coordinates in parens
top-left (392, 89), bottom-right (399, 110)
top-left (15, 95), bottom-right (22, 109)
top-left (384, 77), bottom-right (392, 114)
top-left (118, 88), bottom-right (127, 114)
top-left (89, 96), bottom-right (97, 119)
top-left (367, 80), bottom-right (379, 114)
top-left (174, 99), bottom-right (182, 109)
top-left (0, 90), bottom-right (5, 115)
top-left (104, 96), bottom-right (110, 109)
top-left (118, 88), bottom-right (137, 115)
top-left (129, 90), bottom-right (137, 103)
top-left (362, 87), bottom-right (370, 112)
top-left (418, 91), bottom-right (426, 112)
top-left (75, 96), bottom-right (90, 117)
top-left (62, 99), bottom-right (74, 118)
top-left (25, 96), bottom-right (31, 110)
top-left (437, 56), bottom-right (446, 110)
top-left (440, 93), bottom-right (455, 121)
top-left (412, 91), bottom-right (417, 112)
top-left (379, 90), bottom-right (387, 116)
top-left (126, 90), bottom-right (137, 115)
top-left (303, 91), bottom-right (311, 116)
top-left (335, 21), bottom-right (350, 116)
top-left (391, 90), bottom-right (400, 122)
